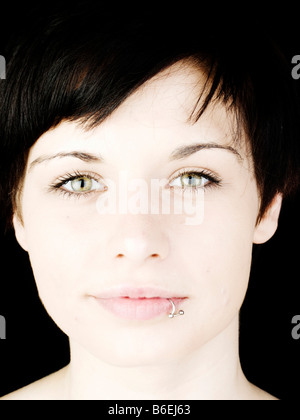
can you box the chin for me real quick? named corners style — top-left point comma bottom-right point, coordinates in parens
top-left (69, 320), bottom-right (197, 368)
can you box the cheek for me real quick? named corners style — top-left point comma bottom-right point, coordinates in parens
top-left (22, 199), bottom-right (98, 331)
top-left (176, 189), bottom-right (258, 329)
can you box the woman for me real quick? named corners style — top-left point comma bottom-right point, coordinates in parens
top-left (0, 3), bottom-right (299, 399)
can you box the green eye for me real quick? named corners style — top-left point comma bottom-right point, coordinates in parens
top-left (61, 175), bottom-right (105, 194)
top-left (179, 173), bottom-right (206, 188)
top-left (49, 172), bottom-right (107, 198)
top-left (70, 176), bottom-right (94, 192)
top-left (170, 172), bottom-right (208, 189)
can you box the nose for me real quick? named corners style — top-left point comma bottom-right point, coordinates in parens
top-left (106, 216), bottom-right (170, 264)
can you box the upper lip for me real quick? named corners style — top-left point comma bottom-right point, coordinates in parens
top-left (89, 286), bottom-right (187, 299)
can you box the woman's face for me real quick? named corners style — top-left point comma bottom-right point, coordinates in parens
top-left (13, 62), bottom-right (277, 366)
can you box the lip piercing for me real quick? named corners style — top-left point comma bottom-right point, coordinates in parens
top-left (168, 298), bottom-right (184, 318)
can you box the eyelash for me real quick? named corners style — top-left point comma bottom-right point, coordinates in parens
top-left (48, 168), bottom-right (222, 199)
top-left (48, 170), bottom-right (104, 199)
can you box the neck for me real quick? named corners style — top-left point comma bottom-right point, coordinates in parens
top-left (63, 316), bottom-right (250, 400)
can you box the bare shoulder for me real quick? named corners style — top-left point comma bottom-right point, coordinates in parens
top-left (0, 366), bottom-right (69, 401)
top-left (254, 388), bottom-right (278, 400)
top-left (244, 382), bottom-right (279, 400)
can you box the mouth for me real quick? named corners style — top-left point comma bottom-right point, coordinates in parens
top-left (90, 287), bottom-right (187, 321)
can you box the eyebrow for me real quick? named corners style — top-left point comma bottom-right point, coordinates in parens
top-left (168, 142), bottom-right (243, 161)
top-left (29, 151), bottom-right (104, 172)
top-left (29, 142), bottom-right (243, 172)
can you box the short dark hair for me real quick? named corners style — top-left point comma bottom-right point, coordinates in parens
top-left (0, 2), bottom-right (299, 228)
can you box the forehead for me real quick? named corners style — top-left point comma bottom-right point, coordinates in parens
top-left (106, 60), bottom-right (234, 133)
top-left (28, 61), bottom-right (246, 161)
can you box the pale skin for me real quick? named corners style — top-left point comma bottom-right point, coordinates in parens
top-left (1, 61), bottom-right (282, 400)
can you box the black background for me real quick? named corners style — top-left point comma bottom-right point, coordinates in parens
top-left (0, 3), bottom-right (300, 400)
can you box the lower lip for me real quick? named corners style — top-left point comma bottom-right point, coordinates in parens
top-left (94, 297), bottom-right (184, 320)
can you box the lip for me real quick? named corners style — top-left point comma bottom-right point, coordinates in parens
top-left (90, 287), bottom-right (186, 321)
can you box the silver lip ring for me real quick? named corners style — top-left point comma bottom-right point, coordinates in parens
top-left (168, 298), bottom-right (184, 318)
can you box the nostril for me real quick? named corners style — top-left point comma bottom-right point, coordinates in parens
top-left (116, 253), bottom-right (159, 259)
